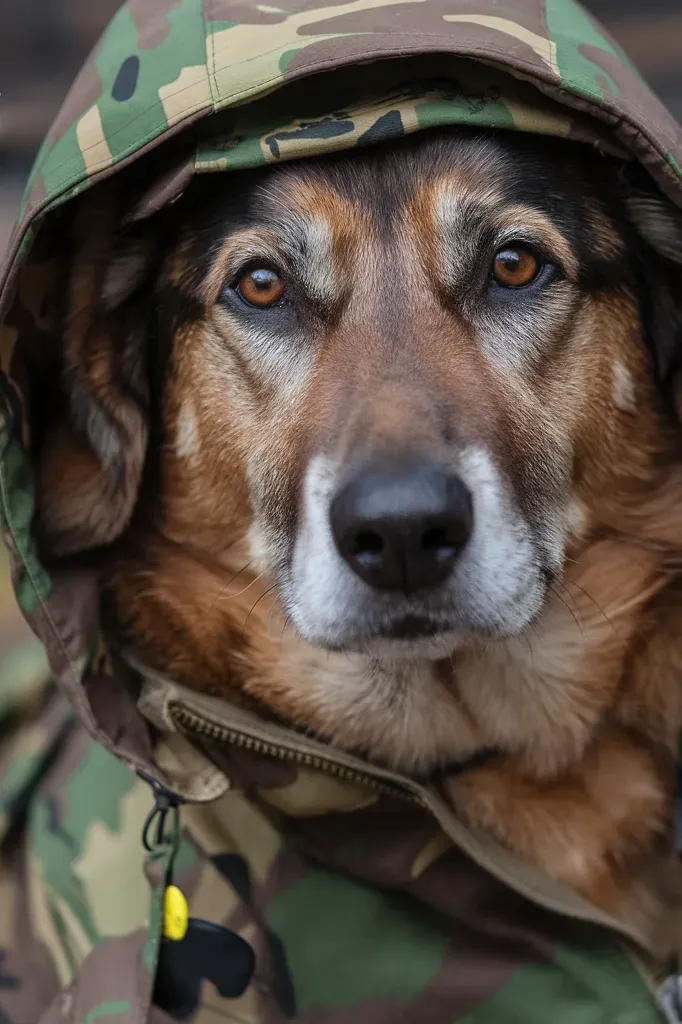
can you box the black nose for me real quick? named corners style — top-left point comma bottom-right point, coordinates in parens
top-left (330, 460), bottom-right (473, 593)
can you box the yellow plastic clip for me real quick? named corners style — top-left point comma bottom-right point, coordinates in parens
top-left (163, 884), bottom-right (189, 941)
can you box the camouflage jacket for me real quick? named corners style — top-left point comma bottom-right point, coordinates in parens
top-left (2, 1), bottom-right (682, 1022)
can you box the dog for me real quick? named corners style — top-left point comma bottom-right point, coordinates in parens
top-left (36, 128), bottom-right (682, 944)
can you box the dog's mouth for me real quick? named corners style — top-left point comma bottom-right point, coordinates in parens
top-left (316, 611), bottom-right (468, 656)
top-left (377, 614), bottom-right (447, 640)
top-left (286, 567), bottom-right (552, 657)
top-left (361, 615), bottom-right (470, 660)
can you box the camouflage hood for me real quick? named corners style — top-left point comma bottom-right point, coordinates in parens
top-left (3, 0), bottom-right (682, 299)
top-left (2, 2), bottom-right (682, 1021)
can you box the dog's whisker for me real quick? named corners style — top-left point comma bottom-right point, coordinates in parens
top-left (279, 615), bottom-right (293, 648)
top-left (214, 563), bottom-right (252, 602)
top-left (548, 580), bottom-right (586, 642)
top-left (560, 577), bottom-right (619, 635)
top-left (265, 589), bottom-right (281, 638)
top-left (220, 571), bottom-right (266, 601)
top-left (241, 585), bottom-right (278, 640)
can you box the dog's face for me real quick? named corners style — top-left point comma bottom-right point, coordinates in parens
top-left (137, 132), bottom-right (666, 655)
top-left (37, 128), bottom-right (682, 761)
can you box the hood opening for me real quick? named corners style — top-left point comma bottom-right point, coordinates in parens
top-left (0, 47), bottom-right (681, 785)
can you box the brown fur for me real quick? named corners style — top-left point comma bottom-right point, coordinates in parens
top-left (35, 130), bottom-right (682, 945)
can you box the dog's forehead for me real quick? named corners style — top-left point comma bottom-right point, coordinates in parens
top-left (258, 139), bottom-right (506, 223)
top-left (251, 132), bottom-right (590, 231)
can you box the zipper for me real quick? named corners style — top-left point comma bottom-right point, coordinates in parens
top-left (168, 695), bottom-right (659, 961)
top-left (169, 702), bottom-right (417, 803)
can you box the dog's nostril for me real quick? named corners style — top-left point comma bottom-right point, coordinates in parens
top-left (421, 526), bottom-right (452, 553)
top-left (354, 531), bottom-right (384, 557)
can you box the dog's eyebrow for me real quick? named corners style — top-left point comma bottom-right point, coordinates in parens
top-left (202, 227), bottom-right (281, 303)
top-left (277, 212), bottom-right (337, 307)
top-left (202, 216), bottom-right (338, 307)
top-left (434, 182), bottom-right (505, 239)
top-left (434, 188), bottom-right (579, 283)
top-left (490, 204), bottom-right (578, 277)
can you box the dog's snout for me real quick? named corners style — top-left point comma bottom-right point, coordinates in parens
top-left (330, 460), bottom-right (473, 593)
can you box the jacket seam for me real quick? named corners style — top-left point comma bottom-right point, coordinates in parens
top-left (203, 0), bottom-right (219, 111)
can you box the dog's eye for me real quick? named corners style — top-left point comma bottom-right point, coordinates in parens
top-left (236, 268), bottom-right (285, 308)
top-left (492, 247), bottom-right (540, 288)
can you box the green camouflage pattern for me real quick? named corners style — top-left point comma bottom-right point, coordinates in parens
top-left (1, 0), bottom-right (682, 1020)
top-left (0, 681), bottom-right (669, 1023)
top-left (194, 56), bottom-right (631, 174)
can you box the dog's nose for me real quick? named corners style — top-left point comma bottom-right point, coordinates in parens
top-left (330, 460), bottom-right (473, 593)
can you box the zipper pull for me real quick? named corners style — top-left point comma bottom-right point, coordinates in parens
top-left (140, 777), bottom-right (189, 942)
top-left (139, 781), bottom-right (256, 1016)
top-left (142, 785), bottom-right (182, 858)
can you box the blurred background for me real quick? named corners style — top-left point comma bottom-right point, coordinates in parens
top-left (0, 0), bottom-right (680, 666)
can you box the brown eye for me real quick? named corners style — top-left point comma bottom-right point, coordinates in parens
top-left (492, 247), bottom-right (540, 288)
top-left (236, 267), bottom-right (285, 307)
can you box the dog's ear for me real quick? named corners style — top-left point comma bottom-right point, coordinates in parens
top-left (37, 187), bottom-right (162, 558)
top-left (625, 191), bottom-right (682, 265)
top-left (622, 177), bottom-right (682, 403)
